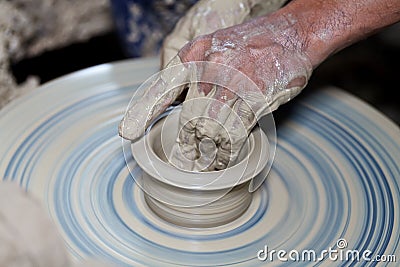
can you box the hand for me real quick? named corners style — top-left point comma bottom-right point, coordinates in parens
top-left (168, 14), bottom-right (313, 171)
top-left (0, 182), bottom-right (70, 267)
top-left (119, 12), bottom-right (312, 171)
top-left (0, 181), bottom-right (114, 267)
top-left (119, 0), bottom-right (288, 142)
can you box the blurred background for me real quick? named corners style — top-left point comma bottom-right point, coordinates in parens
top-left (1, 0), bottom-right (399, 125)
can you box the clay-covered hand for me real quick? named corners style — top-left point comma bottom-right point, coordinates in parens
top-left (120, 0), bottom-right (400, 171)
top-left (119, 0), bottom-right (288, 142)
top-left (119, 12), bottom-right (312, 171)
top-left (0, 181), bottom-right (70, 267)
top-left (0, 181), bottom-right (115, 267)
top-left (161, 0), bottom-right (288, 67)
top-left (168, 14), bottom-right (313, 171)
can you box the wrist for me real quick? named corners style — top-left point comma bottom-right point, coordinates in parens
top-left (279, 0), bottom-right (400, 68)
top-left (281, 1), bottom-right (356, 67)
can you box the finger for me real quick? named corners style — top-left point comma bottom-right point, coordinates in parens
top-left (197, 65), bottom-right (262, 170)
top-left (170, 83), bottom-right (214, 171)
top-left (172, 86), bottom-right (237, 172)
top-left (176, 60), bottom-right (241, 171)
top-left (193, 59), bottom-right (243, 162)
top-left (216, 74), bottom-right (270, 169)
top-left (196, 86), bottom-right (237, 137)
top-left (193, 86), bottom-right (238, 171)
top-left (119, 57), bottom-right (189, 141)
top-left (167, 77), bottom-right (209, 170)
top-left (215, 98), bottom-right (256, 170)
top-left (171, 59), bottom-right (257, 171)
top-left (180, 60), bottom-right (261, 171)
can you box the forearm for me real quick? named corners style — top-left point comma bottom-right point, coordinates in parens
top-left (277, 0), bottom-right (400, 67)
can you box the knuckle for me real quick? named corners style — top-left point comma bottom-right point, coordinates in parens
top-left (178, 35), bottom-right (212, 62)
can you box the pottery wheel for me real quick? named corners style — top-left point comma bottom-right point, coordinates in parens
top-left (0, 58), bottom-right (399, 266)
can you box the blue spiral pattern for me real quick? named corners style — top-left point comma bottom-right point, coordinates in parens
top-left (0, 58), bottom-right (399, 266)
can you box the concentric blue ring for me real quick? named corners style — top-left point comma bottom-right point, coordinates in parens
top-left (0, 58), bottom-right (399, 266)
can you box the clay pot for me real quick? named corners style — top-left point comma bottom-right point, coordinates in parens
top-left (131, 108), bottom-right (269, 227)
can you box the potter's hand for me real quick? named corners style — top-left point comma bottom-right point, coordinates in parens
top-left (169, 14), bottom-right (312, 171)
top-left (0, 182), bottom-right (70, 267)
top-left (0, 181), bottom-right (114, 267)
top-left (119, 2), bottom-right (310, 171)
top-left (120, 0), bottom-right (400, 171)
top-left (161, 0), bottom-right (288, 67)
top-left (119, 13), bottom-right (313, 171)
top-left (119, 0), bottom-right (288, 141)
